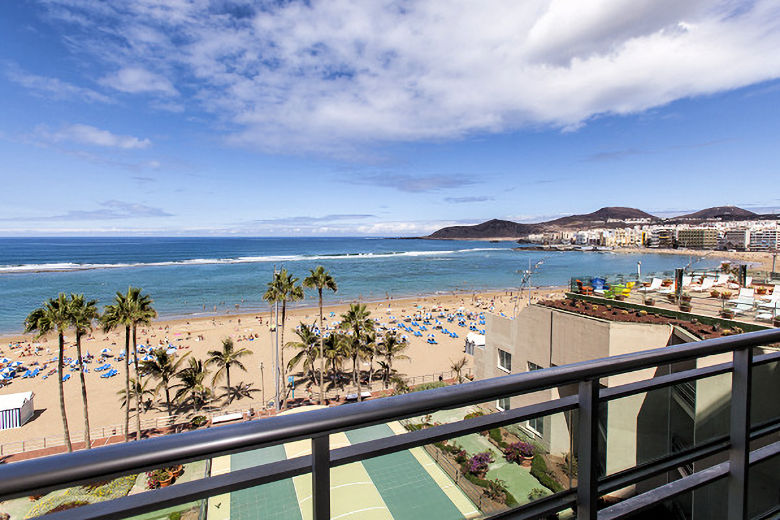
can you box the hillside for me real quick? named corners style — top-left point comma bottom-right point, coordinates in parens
top-left (675, 206), bottom-right (756, 220)
top-left (542, 207), bottom-right (657, 229)
top-left (427, 219), bottom-right (533, 239)
top-left (423, 205), bottom-right (770, 240)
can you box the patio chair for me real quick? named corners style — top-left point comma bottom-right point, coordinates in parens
top-left (713, 274), bottom-right (731, 287)
top-left (690, 277), bottom-right (715, 293)
top-left (728, 288), bottom-right (755, 305)
top-left (638, 278), bottom-right (662, 293)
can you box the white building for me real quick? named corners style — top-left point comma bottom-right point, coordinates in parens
top-left (0, 391), bottom-right (35, 430)
top-left (749, 229), bottom-right (780, 251)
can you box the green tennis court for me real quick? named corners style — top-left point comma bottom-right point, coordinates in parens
top-left (208, 408), bottom-right (478, 520)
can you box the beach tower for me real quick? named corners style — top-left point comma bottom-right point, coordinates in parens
top-left (0, 391), bottom-right (35, 430)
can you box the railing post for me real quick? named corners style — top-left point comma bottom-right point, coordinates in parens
top-left (728, 346), bottom-right (753, 519)
top-left (311, 434), bottom-right (330, 520)
top-left (577, 379), bottom-right (600, 520)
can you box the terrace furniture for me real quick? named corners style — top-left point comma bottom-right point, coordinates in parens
top-left (638, 278), bottom-right (662, 293)
top-left (690, 277), bottom-right (715, 293)
top-left (728, 288), bottom-right (755, 305)
top-left (713, 274), bottom-right (731, 287)
top-left (728, 276), bottom-right (753, 290)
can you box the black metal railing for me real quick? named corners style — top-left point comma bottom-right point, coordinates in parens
top-left (1, 328), bottom-right (779, 520)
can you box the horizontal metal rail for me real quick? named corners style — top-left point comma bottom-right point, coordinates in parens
top-left (0, 328), bottom-right (778, 519)
top-left (599, 441), bottom-right (780, 520)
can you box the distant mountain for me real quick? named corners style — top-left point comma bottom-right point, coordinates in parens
top-left (425, 207), bottom-right (654, 239)
top-left (427, 219), bottom-right (533, 239)
top-left (675, 206), bottom-right (757, 220)
top-left (542, 207), bottom-right (657, 229)
top-left (423, 205), bottom-right (771, 240)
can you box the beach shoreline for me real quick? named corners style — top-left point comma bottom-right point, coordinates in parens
top-left (0, 287), bottom-right (567, 445)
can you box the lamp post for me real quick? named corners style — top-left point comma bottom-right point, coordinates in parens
top-left (260, 361), bottom-right (265, 411)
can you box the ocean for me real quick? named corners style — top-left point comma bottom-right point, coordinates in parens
top-left (0, 237), bottom-right (722, 334)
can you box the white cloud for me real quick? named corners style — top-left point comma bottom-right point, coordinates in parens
top-left (4, 63), bottom-right (112, 103)
top-left (41, 0), bottom-right (780, 152)
top-left (39, 123), bottom-right (151, 149)
top-left (100, 66), bottom-right (177, 96)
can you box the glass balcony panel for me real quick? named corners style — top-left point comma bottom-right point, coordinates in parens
top-left (601, 369), bottom-right (736, 477)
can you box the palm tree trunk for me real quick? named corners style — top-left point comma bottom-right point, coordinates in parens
top-left (280, 301), bottom-right (287, 408)
top-left (226, 365), bottom-right (231, 393)
top-left (368, 352), bottom-right (375, 391)
top-left (164, 384), bottom-right (172, 417)
top-left (353, 354), bottom-right (362, 402)
top-left (123, 325), bottom-right (130, 442)
top-left (58, 331), bottom-right (73, 452)
top-left (318, 290), bottom-right (324, 405)
top-left (75, 331), bottom-right (91, 449)
top-left (132, 326), bottom-right (142, 440)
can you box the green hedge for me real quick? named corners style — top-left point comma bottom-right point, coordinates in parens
top-left (410, 381), bottom-right (447, 392)
top-left (530, 455), bottom-right (564, 493)
top-left (25, 475), bottom-right (137, 518)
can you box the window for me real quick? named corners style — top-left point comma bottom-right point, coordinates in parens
top-left (497, 397), bottom-right (510, 411)
top-left (527, 362), bottom-right (544, 435)
top-left (527, 416), bottom-right (544, 436)
top-left (498, 349), bottom-right (512, 372)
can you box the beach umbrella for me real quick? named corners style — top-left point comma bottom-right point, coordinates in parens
top-left (101, 348), bottom-right (112, 354)
top-left (166, 347), bottom-right (177, 355)
top-left (0, 357), bottom-right (10, 364)
top-left (141, 354), bottom-right (153, 361)
top-left (428, 333), bottom-right (435, 338)
top-left (10, 361), bottom-right (23, 368)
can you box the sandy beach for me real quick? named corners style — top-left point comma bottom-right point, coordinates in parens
top-left (0, 288), bottom-right (566, 446)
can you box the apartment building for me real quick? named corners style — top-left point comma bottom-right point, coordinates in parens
top-left (719, 229), bottom-right (750, 250)
top-left (749, 228), bottom-right (780, 251)
top-left (473, 303), bottom-right (779, 518)
top-left (676, 228), bottom-right (719, 249)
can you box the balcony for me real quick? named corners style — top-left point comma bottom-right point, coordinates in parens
top-left (0, 329), bottom-right (778, 519)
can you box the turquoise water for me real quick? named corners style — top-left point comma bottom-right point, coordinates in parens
top-left (0, 237), bottom-right (721, 334)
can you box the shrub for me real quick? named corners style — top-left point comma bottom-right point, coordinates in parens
top-left (530, 454), bottom-right (564, 493)
top-left (528, 487), bottom-right (547, 501)
top-left (168, 512), bottom-right (182, 520)
top-left (463, 410), bottom-right (486, 420)
top-left (488, 428), bottom-right (505, 447)
top-left (410, 381), bottom-right (447, 392)
top-left (468, 452), bottom-right (494, 475)
top-left (191, 415), bottom-right (207, 427)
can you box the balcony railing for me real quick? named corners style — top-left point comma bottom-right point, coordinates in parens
top-left (1, 328), bottom-right (779, 519)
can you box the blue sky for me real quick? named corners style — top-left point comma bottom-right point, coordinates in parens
top-left (1, 0), bottom-right (779, 236)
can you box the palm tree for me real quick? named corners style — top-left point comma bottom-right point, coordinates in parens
top-left (141, 349), bottom-right (189, 416)
top-left (101, 291), bottom-right (134, 441)
top-left (379, 332), bottom-right (410, 388)
top-left (68, 294), bottom-right (99, 449)
top-left (286, 323), bottom-right (319, 385)
top-left (173, 358), bottom-right (210, 411)
top-left (25, 294), bottom-right (73, 452)
top-left (127, 287), bottom-right (157, 440)
top-left (302, 266), bottom-right (337, 405)
top-left (323, 332), bottom-right (348, 390)
top-left (206, 338), bottom-right (252, 399)
top-left (117, 377), bottom-right (156, 415)
top-left (263, 268), bottom-right (304, 408)
top-left (339, 303), bottom-right (374, 401)
top-left (222, 381), bottom-right (261, 404)
top-left (450, 356), bottom-right (468, 384)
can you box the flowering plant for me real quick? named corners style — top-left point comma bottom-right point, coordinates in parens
top-left (468, 452), bottom-right (494, 475)
top-left (504, 441), bottom-right (534, 463)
